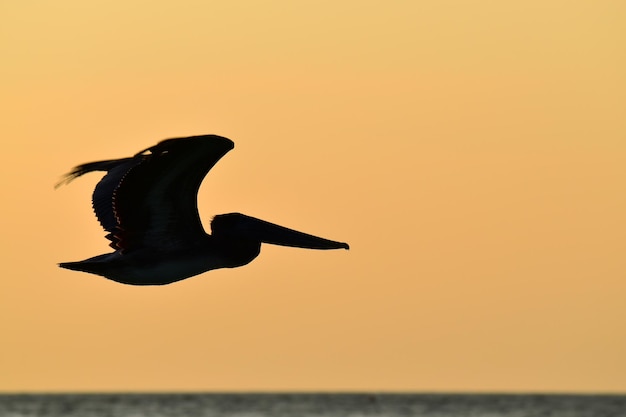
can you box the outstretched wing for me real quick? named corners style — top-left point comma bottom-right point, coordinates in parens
top-left (57, 157), bottom-right (143, 233)
top-left (111, 135), bottom-right (234, 252)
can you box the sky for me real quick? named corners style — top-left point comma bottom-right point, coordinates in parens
top-left (1, 1), bottom-right (625, 392)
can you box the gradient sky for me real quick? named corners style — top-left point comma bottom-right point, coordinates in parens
top-left (1, 1), bottom-right (625, 392)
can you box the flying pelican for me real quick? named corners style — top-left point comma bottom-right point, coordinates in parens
top-left (57, 135), bottom-right (349, 285)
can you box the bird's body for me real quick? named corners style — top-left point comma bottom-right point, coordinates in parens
top-left (58, 135), bottom-right (348, 285)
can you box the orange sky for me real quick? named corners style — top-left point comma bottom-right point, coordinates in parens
top-left (1, 1), bottom-right (625, 392)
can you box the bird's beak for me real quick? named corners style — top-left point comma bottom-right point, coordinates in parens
top-left (212, 213), bottom-right (349, 250)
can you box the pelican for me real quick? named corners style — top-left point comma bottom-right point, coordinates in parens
top-left (57, 135), bottom-right (349, 285)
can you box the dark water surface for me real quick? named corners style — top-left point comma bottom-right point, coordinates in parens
top-left (1, 393), bottom-right (625, 417)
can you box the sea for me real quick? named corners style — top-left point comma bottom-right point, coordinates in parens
top-left (1, 393), bottom-right (625, 417)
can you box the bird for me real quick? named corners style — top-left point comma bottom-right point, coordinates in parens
top-left (56, 135), bottom-right (349, 285)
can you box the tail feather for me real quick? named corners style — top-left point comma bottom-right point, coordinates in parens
top-left (58, 261), bottom-right (84, 272)
top-left (58, 252), bottom-right (117, 273)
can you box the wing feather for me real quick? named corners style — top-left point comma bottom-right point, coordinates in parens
top-left (57, 157), bottom-right (141, 233)
top-left (111, 135), bottom-right (234, 252)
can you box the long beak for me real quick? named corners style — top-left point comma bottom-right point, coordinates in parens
top-left (212, 213), bottom-right (349, 250)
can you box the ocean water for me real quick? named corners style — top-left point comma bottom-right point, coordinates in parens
top-left (1, 393), bottom-right (625, 417)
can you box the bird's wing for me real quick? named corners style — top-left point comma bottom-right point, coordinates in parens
top-left (57, 157), bottom-right (144, 233)
top-left (110, 135), bottom-right (234, 252)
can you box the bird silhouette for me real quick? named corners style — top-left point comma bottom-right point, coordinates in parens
top-left (57, 135), bottom-right (349, 285)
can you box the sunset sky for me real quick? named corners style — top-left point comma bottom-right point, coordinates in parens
top-left (1, 1), bottom-right (625, 392)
